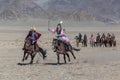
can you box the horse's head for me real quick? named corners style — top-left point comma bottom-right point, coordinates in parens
top-left (52, 38), bottom-right (61, 52)
top-left (52, 38), bottom-right (58, 46)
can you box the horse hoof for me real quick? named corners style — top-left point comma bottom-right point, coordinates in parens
top-left (30, 62), bottom-right (33, 64)
top-left (57, 63), bottom-right (60, 65)
top-left (43, 55), bottom-right (47, 60)
top-left (22, 59), bottom-right (24, 62)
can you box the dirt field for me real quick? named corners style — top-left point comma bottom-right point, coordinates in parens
top-left (0, 26), bottom-right (120, 80)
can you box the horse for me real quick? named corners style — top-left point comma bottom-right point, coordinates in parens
top-left (111, 34), bottom-right (116, 47)
top-left (74, 36), bottom-right (83, 47)
top-left (96, 34), bottom-right (101, 47)
top-left (101, 33), bottom-right (116, 47)
top-left (104, 33), bottom-right (113, 47)
top-left (22, 38), bottom-right (47, 64)
top-left (52, 38), bottom-right (80, 64)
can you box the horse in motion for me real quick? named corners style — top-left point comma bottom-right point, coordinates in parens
top-left (52, 38), bottom-right (80, 64)
top-left (22, 38), bottom-right (47, 64)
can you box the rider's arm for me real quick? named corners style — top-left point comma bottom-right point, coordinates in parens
top-left (25, 32), bottom-right (30, 40)
top-left (35, 32), bottom-right (41, 40)
top-left (48, 28), bottom-right (56, 33)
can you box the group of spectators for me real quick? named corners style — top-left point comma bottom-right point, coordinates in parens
top-left (75, 33), bottom-right (116, 47)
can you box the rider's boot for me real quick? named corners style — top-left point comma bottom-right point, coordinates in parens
top-left (66, 43), bottom-right (72, 51)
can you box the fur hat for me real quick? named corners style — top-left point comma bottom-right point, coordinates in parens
top-left (31, 26), bottom-right (36, 31)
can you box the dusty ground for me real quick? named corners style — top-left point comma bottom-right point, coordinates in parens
top-left (0, 26), bottom-right (120, 80)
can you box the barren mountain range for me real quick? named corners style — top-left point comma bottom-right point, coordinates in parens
top-left (0, 0), bottom-right (48, 20)
top-left (0, 0), bottom-right (120, 23)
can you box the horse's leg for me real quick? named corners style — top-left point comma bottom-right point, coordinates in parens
top-left (30, 53), bottom-right (33, 64)
top-left (85, 41), bottom-right (87, 47)
top-left (25, 53), bottom-right (29, 60)
top-left (39, 47), bottom-right (46, 59)
top-left (57, 53), bottom-right (60, 64)
top-left (69, 50), bottom-right (76, 60)
top-left (100, 41), bottom-right (102, 47)
top-left (22, 51), bottom-right (26, 62)
top-left (110, 41), bottom-right (112, 47)
top-left (82, 41), bottom-right (84, 47)
top-left (66, 53), bottom-right (70, 62)
top-left (30, 53), bottom-right (36, 64)
top-left (114, 41), bottom-right (116, 47)
top-left (104, 41), bottom-right (107, 47)
top-left (77, 41), bottom-right (79, 47)
top-left (63, 54), bottom-right (66, 64)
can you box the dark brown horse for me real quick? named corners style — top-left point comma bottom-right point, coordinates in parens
top-left (74, 36), bottom-right (83, 47)
top-left (52, 38), bottom-right (80, 64)
top-left (22, 38), bottom-right (47, 64)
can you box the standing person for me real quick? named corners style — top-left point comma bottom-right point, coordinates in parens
top-left (96, 33), bottom-right (101, 46)
top-left (48, 23), bottom-right (72, 51)
top-left (101, 33), bottom-right (106, 40)
top-left (111, 33), bottom-right (115, 41)
top-left (111, 33), bottom-right (116, 47)
top-left (79, 33), bottom-right (82, 42)
top-left (90, 34), bottom-right (95, 47)
top-left (23, 26), bottom-right (41, 51)
top-left (83, 34), bottom-right (87, 47)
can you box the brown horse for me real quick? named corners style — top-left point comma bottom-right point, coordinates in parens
top-left (52, 38), bottom-right (80, 64)
top-left (22, 38), bottom-right (47, 64)
top-left (100, 33), bottom-right (116, 47)
top-left (74, 36), bottom-right (83, 47)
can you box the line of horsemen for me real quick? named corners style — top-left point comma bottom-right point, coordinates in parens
top-left (75, 33), bottom-right (116, 47)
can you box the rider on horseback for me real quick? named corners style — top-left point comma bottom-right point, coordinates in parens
top-left (23, 26), bottom-right (41, 51)
top-left (48, 23), bottom-right (72, 51)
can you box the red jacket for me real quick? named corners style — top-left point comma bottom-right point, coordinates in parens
top-left (35, 32), bottom-right (41, 40)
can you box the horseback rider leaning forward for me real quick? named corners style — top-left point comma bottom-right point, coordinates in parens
top-left (48, 23), bottom-right (72, 51)
top-left (23, 26), bottom-right (41, 51)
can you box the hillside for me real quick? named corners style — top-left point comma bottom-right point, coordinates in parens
top-left (0, 0), bottom-right (120, 23)
top-left (0, 0), bottom-right (48, 20)
top-left (45, 0), bottom-right (120, 23)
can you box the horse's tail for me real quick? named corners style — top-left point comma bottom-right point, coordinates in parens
top-left (72, 47), bottom-right (80, 51)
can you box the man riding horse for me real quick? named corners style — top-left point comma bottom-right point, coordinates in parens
top-left (22, 26), bottom-right (47, 64)
top-left (23, 26), bottom-right (41, 51)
